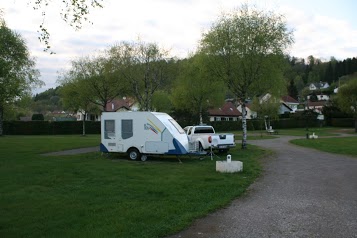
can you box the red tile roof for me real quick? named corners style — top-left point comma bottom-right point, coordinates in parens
top-left (282, 95), bottom-right (299, 103)
top-left (307, 101), bottom-right (326, 107)
top-left (208, 101), bottom-right (242, 117)
top-left (105, 99), bottom-right (131, 112)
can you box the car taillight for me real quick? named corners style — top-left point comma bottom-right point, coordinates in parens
top-left (208, 136), bottom-right (212, 143)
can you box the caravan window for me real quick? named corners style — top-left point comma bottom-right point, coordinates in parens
top-left (169, 119), bottom-right (185, 134)
top-left (122, 119), bottom-right (133, 139)
top-left (104, 120), bottom-right (115, 139)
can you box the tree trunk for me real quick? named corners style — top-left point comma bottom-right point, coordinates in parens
top-left (0, 105), bottom-right (3, 136)
top-left (82, 112), bottom-right (86, 136)
top-left (199, 104), bottom-right (203, 125)
top-left (241, 103), bottom-right (247, 149)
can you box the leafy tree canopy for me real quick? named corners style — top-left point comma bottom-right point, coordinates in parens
top-left (199, 4), bottom-right (293, 148)
top-left (0, 18), bottom-right (42, 135)
top-left (26, 0), bottom-right (103, 52)
top-left (336, 76), bottom-right (357, 126)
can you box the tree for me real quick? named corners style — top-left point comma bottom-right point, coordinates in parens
top-left (171, 53), bottom-right (225, 124)
top-left (60, 79), bottom-right (98, 136)
top-left (28, 0), bottom-right (103, 52)
top-left (309, 91), bottom-right (318, 102)
top-left (152, 90), bottom-right (173, 113)
top-left (287, 78), bottom-right (298, 100)
top-left (108, 40), bottom-right (170, 111)
top-left (336, 77), bottom-right (357, 132)
top-left (0, 19), bottom-right (42, 135)
top-left (294, 75), bottom-right (305, 98)
top-left (32, 113), bottom-right (44, 121)
top-left (59, 52), bottom-right (126, 112)
top-left (199, 4), bottom-right (293, 148)
top-left (250, 96), bottom-right (280, 133)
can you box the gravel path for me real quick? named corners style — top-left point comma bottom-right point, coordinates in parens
top-left (168, 135), bottom-right (357, 238)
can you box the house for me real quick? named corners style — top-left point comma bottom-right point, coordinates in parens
top-left (257, 93), bottom-right (298, 115)
top-left (279, 103), bottom-right (294, 114)
top-left (208, 101), bottom-right (242, 122)
top-left (237, 103), bottom-right (257, 119)
top-left (317, 94), bottom-right (330, 101)
top-left (309, 82), bottom-right (330, 91)
top-left (105, 98), bottom-right (131, 112)
top-left (281, 95), bottom-right (299, 112)
top-left (76, 97), bottom-right (138, 121)
top-left (307, 93), bottom-right (330, 101)
top-left (306, 100), bottom-right (327, 113)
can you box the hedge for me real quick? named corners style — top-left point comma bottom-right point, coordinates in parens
top-left (330, 118), bottom-right (355, 127)
top-left (3, 121), bottom-right (101, 135)
top-left (3, 117), bottom-right (354, 135)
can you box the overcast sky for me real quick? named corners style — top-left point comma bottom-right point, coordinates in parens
top-left (2, 0), bottom-right (357, 93)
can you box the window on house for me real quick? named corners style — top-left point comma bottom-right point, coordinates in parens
top-left (216, 117), bottom-right (221, 121)
top-left (122, 119), bottom-right (133, 139)
top-left (104, 120), bottom-right (115, 139)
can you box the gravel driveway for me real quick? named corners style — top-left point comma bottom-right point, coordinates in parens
top-left (168, 135), bottom-right (357, 238)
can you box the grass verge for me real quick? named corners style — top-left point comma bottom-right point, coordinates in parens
top-left (276, 127), bottom-right (344, 137)
top-left (290, 136), bottom-right (357, 157)
top-left (0, 135), bottom-right (269, 237)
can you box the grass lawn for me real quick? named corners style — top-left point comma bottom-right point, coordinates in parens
top-left (290, 136), bottom-right (357, 157)
top-left (276, 127), bottom-right (344, 137)
top-left (0, 135), bottom-right (269, 238)
top-left (227, 127), bottom-right (348, 139)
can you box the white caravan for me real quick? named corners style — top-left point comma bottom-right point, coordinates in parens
top-left (100, 111), bottom-right (189, 161)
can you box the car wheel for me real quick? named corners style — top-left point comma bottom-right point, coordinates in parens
top-left (198, 142), bottom-right (204, 152)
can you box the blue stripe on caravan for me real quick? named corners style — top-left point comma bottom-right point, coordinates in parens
top-left (166, 138), bottom-right (188, 155)
top-left (100, 143), bottom-right (109, 152)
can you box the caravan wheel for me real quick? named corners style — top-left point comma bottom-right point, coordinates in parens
top-left (141, 155), bottom-right (148, 162)
top-left (128, 148), bottom-right (140, 160)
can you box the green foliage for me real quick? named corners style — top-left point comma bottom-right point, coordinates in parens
top-left (250, 96), bottom-right (280, 120)
top-left (58, 53), bottom-right (127, 111)
top-left (199, 4), bottom-right (293, 148)
top-left (33, 87), bottom-right (61, 101)
top-left (151, 90), bottom-right (173, 113)
top-left (0, 20), bottom-right (42, 135)
top-left (171, 53), bottom-right (225, 123)
top-left (0, 135), bottom-right (266, 237)
top-left (336, 77), bottom-right (357, 131)
top-left (200, 4), bottom-right (293, 100)
top-left (108, 40), bottom-right (170, 111)
top-left (31, 113), bottom-right (44, 121)
top-left (336, 77), bottom-right (357, 113)
top-left (309, 91), bottom-right (318, 102)
top-left (287, 78), bottom-right (298, 100)
top-left (330, 118), bottom-right (355, 127)
top-left (29, 0), bottom-right (103, 52)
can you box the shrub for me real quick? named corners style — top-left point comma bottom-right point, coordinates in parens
top-left (31, 114), bottom-right (44, 121)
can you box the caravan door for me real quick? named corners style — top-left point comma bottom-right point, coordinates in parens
top-left (103, 119), bottom-right (124, 152)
